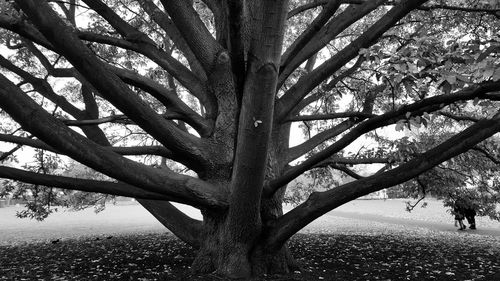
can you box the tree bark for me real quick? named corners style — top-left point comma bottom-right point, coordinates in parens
top-left (190, 206), bottom-right (298, 278)
top-left (188, 123), bottom-right (296, 278)
top-left (137, 199), bottom-right (202, 248)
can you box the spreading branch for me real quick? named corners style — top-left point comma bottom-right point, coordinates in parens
top-left (0, 71), bottom-right (227, 209)
top-left (138, 199), bottom-right (202, 248)
top-left (268, 80), bottom-right (500, 195)
top-left (287, 0), bottom-right (500, 18)
top-left (281, 0), bottom-right (342, 78)
top-left (266, 109), bottom-right (500, 250)
top-left (15, 0), bottom-right (209, 170)
top-left (136, 0), bottom-right (206, 80)
top-left (80, 0), bottom-right (210, 107)
top-left (279, 0), bottom-right (386, 88)
top-left (0, 166), bottom-right (176, 201)
top-left (0, 133), bottom-right (173, 158)
top-left (277, 0), bottom-right (429, 121)
top-left (284, 119), bottom-right (358, 164)
top-left (109, 66), bottom-right (212, 136)
top-left (160, 0), bottom-right (222, 73)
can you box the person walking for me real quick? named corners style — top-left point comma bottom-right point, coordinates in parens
top-left (463, 204), bottom-right (477, 230)
top-left (453, 200), bottom-right (466, 230)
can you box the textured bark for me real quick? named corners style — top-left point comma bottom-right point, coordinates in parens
top-left (137, 199), bottom-right (202, 248)
top-left (190, 201), bottom-right (298, 278)
top-left (189, 123), bottom-right (295, 278)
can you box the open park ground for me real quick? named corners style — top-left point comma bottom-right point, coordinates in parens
top-left (1, 199), bottom-right (499, 280)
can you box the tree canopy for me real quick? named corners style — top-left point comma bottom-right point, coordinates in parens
top-left (0, 0), bottom-right (499, 278)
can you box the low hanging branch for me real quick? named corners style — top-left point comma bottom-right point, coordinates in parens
top-left (266, 110), bottom-right (500, 250)
top-left (0, 133), bottom-right (173, 158)
top-left (0, 166), bottom-right (175, 201)
top-left (0, 71), bottom-right (227, 209)
top-left (405, 177), bottom-right (427, 212)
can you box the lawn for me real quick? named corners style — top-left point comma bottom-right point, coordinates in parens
top-left (1, 199), bottom-right (499, 280)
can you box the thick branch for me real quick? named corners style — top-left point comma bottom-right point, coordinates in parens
top-left (226, 0), bottom-right (246, 94)
top-left (0, 133), bottom-right (173, 158)
top-left (277, 0), bottom-right (429, 121)
top-left (266, 110), bottom-right (500, 250)
top-left (279, 0), bottom-right (385, 88)
top-left (0, 54), bottom-right (83, 118)
top-left (0, 71), bottom-right (227, 209)
top-left (268, 80), bottom-right (500, 195)
top-left (287, 0), bottom-right (340, 19)
top-left (312, 156), bottom-right (391, 179)
top-left (288, 0), bottom-right (500, 17)
top-left (0, 166), bottom-right (175, 201)
top-left (110, 66), bottom-right (212, 136)
top-left (0, 15), bottom-right (53, 49)
top-left (0, 52), bottom-right (111, 145)
top-left (77, 4), bottom-right (209, 106)
top-left (0, 134), bottom-right (55, 152)
top-left (311, 158), bottom-right (367, 179)
top-left (0, 13), bottom-right (209, 109)
top-left (136, 0), bottom-right (206, 80)
top-left (16, 0), bottom-right (209, 170)
top-left (160, 0), bottom-right (222, 72)
top-left (281, 0), bottom-right (342, 76)
top-left (138, 199), bottom-right (202, 248)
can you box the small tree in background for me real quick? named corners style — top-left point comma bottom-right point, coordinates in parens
top-left (0, 0), bottom-right (499, 278)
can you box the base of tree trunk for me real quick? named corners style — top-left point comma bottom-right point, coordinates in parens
top-left (190, 211), bottom-right (299, 279)
top-left (191, 241), bottom-right (299, 279)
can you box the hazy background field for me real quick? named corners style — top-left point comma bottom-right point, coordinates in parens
top-left (1, 198), bottom-right (499, 246)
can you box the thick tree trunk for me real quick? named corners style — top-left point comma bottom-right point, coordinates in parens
top-left (190, 207), bottom-right (298, 278)
top-left (190, 124), bottom-right (296, 278)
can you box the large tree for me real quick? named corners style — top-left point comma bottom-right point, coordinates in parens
top-left (0, 0), bottom-right (499, 278)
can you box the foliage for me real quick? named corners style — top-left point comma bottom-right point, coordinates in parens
top-left (390, 119), bottom-right (500, 220)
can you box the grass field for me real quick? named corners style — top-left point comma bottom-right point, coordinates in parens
top-left (1, 199), bottom-right (499, 280)
top-left (1, 198), bottom-right (499, 246)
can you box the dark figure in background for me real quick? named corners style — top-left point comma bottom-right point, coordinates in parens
top-left (453, 200), bottom-right (466, 231)
top-left (464, 205), bottom-right (477, 230)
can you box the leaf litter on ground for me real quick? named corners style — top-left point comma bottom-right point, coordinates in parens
top-left (1, 226), bottom-right (499, 281)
